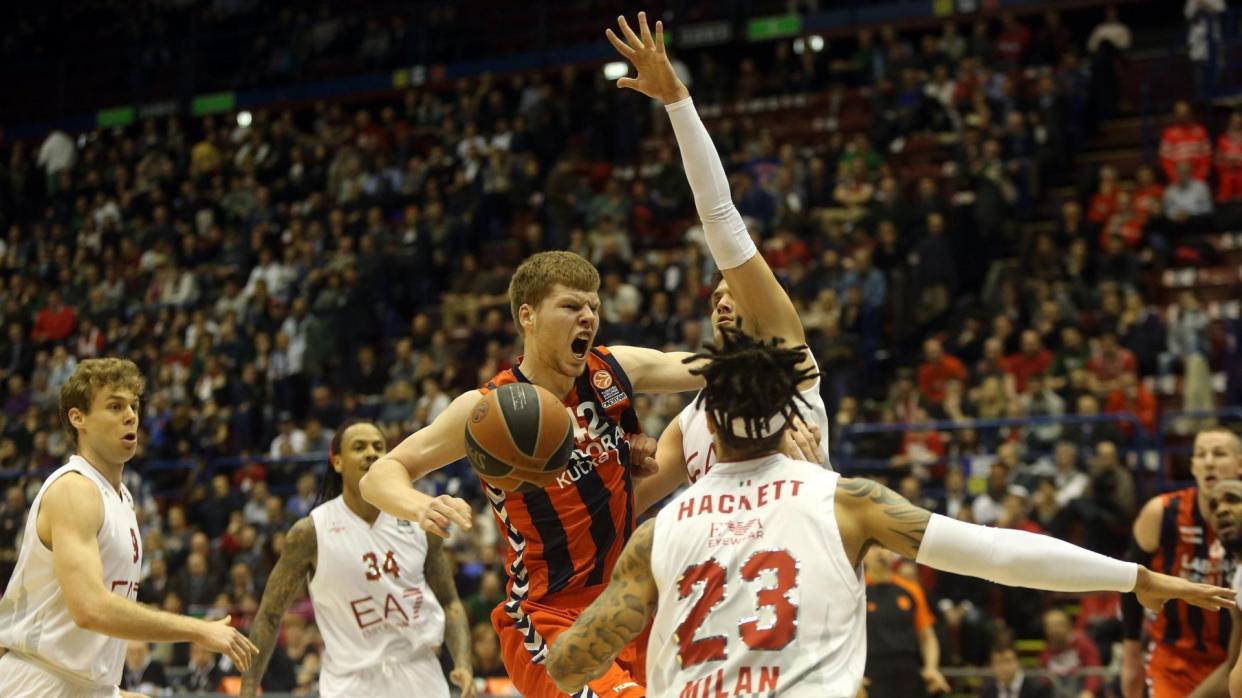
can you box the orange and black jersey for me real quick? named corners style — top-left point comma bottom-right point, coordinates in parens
top-left (1148, 487), bottom-right (1235, 658)
top-left (480, 346), bottom-right (642, 607)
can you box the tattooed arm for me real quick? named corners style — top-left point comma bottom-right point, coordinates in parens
top-left (424, 535), bottom-right (476, 698)
top-left (834, 477), bottom-right (1235, 613)
top-left (546, 519), bottom-right (658, 694)
top-left (240, 517), bottom-right (316, 698)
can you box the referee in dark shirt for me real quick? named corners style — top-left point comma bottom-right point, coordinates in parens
top-left (864, 546), bottom-right (950, 697)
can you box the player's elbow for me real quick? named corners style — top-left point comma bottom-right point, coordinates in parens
top-left (65, 589), bottom-right (106, 632)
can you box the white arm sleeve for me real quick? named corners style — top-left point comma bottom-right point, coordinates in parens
top-left (914, 514), bottom-right (1139, 593)
top-left (665, 97), bottom-right (756, 270)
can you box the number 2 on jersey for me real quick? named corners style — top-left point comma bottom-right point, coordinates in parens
top-left (362, 550), bottom-right (401, 580)
top-left (676, 549), bottom-right (799, 667)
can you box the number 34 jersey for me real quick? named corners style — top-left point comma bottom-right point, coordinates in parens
top-left (308, 496), bottom-right (445, 677)
top-left (648, 454), bottom-right (865, 698)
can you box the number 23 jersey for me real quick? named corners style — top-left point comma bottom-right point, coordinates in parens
top-left (648, 455), bottom-right (865, 698)
top-left (308, 496), bottom-right (445, 676)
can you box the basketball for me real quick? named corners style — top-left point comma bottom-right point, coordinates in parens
top-left (464, 383), bottom-right (576, 492)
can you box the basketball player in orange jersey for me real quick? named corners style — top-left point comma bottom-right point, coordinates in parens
top-left (360, 247), bottom-right (711, 698)
top-left (1122, 427), bottom-right (1242, 697)
top-left (0, 358), bottom-right (257, 698)
top-left (605, 12), bottom-right (832, 517)
top-left (545, 329), bottom-right (1236, 698)
top-left (1194, 477), bottom-right (1242, 697)
top-left (242, 419), bottom-right (474, 698)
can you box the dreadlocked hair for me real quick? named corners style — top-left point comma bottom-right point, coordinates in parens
top-left (688, 325), bottom-right (819, 454)
top-left (314, 418), bottom-right (379, 507)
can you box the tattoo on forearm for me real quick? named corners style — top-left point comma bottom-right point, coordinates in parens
top-left (424, 539), bottom-right (471, 671)
top-left (547, 520), bottom-right (657, 691)
top-left (839, 478), bottom-right (930, 558)
top-left (240, 517), bottom-right (315, 697)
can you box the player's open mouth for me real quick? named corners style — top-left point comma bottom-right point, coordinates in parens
top-left (122, 433), bottom-right (137, 445)
top-left (571, 334), bottom-right (590, 359)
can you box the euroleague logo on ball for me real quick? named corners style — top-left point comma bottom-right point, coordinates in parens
top-left (470, 399), bottom-right (490, 423)
top-left (592, 370), bottom-right (612, 390)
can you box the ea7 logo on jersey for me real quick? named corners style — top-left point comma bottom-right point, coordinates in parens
top-left (397, 519), bottom-right (417, 534)
top-left (708, 519), bottom-right (765, 547)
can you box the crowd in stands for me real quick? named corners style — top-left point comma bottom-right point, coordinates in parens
top-left (1, 3), bottom-right (1239, 695)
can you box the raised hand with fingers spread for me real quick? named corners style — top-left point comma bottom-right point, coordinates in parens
top-left (605, 12), bottom-right (688, 104)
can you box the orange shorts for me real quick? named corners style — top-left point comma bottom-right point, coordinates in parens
top-left (492, 594), bottom-right (648, 698)
top-left (1145, 645), bottom-right (1219, 697)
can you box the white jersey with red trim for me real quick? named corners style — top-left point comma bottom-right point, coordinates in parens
top-left (647, 454), bottom-right (865, 698)
top-left (0, 456), bottom-right (142, 690)
top-left (307, 497), bottom-right (445, 684)
top-left (679, 358), bottom-right (831, 482)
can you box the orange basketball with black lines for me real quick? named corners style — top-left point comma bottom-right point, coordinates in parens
top-left (464, 382), bottom-right (575, 492)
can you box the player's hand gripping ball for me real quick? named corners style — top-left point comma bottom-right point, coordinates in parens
top-left (465, 383), bottom-right (575, 492)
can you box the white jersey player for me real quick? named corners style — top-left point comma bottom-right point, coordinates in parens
top-left (0, 358), bottom-right (255, 698)
top-left (543, 228), bottom-right (1235, 697)
top-left (241, 420), bottom-right (475, 698)
top-left (629, 12), bottom-right (828, 515)
top-left (649, 455), bottom-right (862, 696)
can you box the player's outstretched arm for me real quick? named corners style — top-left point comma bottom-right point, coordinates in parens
top-left (425, 535), bottom-right (476, 698)
top-left (608, 13), bottom-right (806, 354)
top-left (609, 345), bottom-right (705, 394)
top-left (240, 517), bottom-right (316, 698)
top-left (359, 390), bottom-right (479, 537)
top-left (43, 474), bottom-right (258, 669)
top-left (835, 478), bottom-right (1236, 612)
top-left (547, 519), bottom-right (658, 694)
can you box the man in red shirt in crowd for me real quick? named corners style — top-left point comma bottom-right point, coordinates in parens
top-left (1105, 371), bottom-right (1158, 435)
top-left (1088, 330), bottom-right (1137, 395)
top-left (1039, 608), bottom-right (1103, 697)
top-left (917, 337), bottom-right (968, 404)
top-left (1216, 110), bottom-right (1242, 202)
top-left (1088, 165), bottom-right (1121, 229)
top-left (31, 290), bottom-right (77, 345)
top-left (1005, 330), bottom-right (1053, 394)
top-left (1160, 100), bottom-right (1212, 182)
top-left (1131, 165), bottom-right (1164, 217)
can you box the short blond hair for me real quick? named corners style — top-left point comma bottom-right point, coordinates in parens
top-left (508, 251), bottom-right (600, 325)
top-left (60, 358), bottom-right (146, 448)
top-left (1198, 426), bottom-right (1242, 455)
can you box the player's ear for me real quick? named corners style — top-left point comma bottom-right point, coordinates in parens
top-left (67, 406), bottom-right (86, 431)
top-left (518, 303), bottom-right (535, 333)
top-left (331, 454), bottom-right (344, 475)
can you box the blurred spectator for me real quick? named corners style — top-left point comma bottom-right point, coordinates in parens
top-left (1186, 0), bottom-right (1227, 101)
top-left (31, 291), bottom-right (77, 345)
top-left (269, 412), bottom-right (307, 458)
top-left (1163, 162), bottom-right (1214, 232)
top-left (1215, 111), bottom-right (1242, 204)
top-left (981, 642), bottom-right (1051, 698)
top-left (1005, 330), bottom-right (1054, 395)
top-left (286, 473), bottom-right (318, 519)
top-left (918, 338), bottom-right (968, 405)
top-left (973, 464), bottom-right (1012, 526)
top-left (472, 622), bottom-right (508, 679)
top-left (1038, 608), bottom-right (1103, 698)
top-left (176, 645), bottom-right (224, 693)
top-left (1159, 101), bottom-right (1211, 182)
top-left (121, 641), bottom-right (169, 694)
